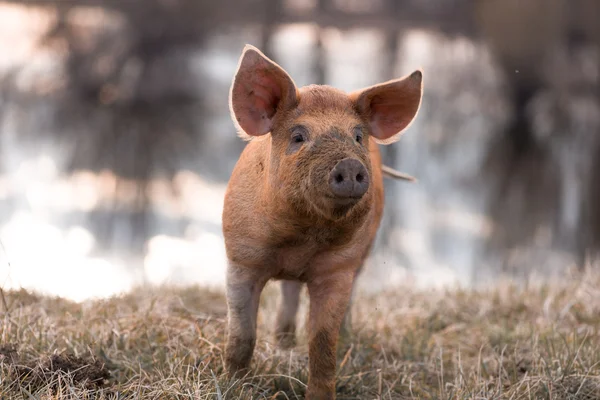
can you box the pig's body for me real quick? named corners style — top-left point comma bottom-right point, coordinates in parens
top-left (223, 45), bottom-right (422, 400)
top-left (223, 137), bottom-right (383, 281)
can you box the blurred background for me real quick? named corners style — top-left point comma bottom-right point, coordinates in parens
top-left (0, 0), bottom-right (599, 302)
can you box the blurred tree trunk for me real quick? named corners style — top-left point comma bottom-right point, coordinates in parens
top-left (261, 0), bottom-right (281, 58)
top-left (376, 0), bottom-right (404, 261)
top-left (313, 0), bottom-right (327, 85)
top-left (577, 0), bottom-right (600, 268)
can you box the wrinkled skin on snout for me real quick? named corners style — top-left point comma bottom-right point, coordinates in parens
top-left (222, 44), bottom-right (423, 400)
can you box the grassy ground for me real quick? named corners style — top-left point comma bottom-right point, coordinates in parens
top-left (1, 271), bottom-right (600, 399)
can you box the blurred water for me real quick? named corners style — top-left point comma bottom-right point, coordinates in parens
top-left (0, 4), bottom-right (593, 302)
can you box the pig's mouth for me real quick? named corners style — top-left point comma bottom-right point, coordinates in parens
top-left (301, 186), bottom-right (365, 221)
top-left (330, 198), bottom-right (362, 219)
top-left (307, 194), bottom-right (362, 220)
top-left (326, 195), bottom-right (362, 207)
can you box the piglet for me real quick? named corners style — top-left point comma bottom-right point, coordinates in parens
top-left (223, 44), bottom-right (423, 400)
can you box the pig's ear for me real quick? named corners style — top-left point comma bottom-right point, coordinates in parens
top-left (229, 44), bottom-right (298, 139)
top-left (350, 70), bottom-right (423, 144)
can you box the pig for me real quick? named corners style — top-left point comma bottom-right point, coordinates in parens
top-left (223, 44), bottom-right (423, 400)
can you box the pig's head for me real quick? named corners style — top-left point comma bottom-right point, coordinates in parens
top-left (229, 45), bottom-right (422, 221)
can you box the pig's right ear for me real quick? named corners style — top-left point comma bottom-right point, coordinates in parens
top-left (229, 45), bottom-right (298, 139)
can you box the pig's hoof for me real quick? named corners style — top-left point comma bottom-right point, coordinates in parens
top-left (339, 322), bottom-right (352, 339)
top-left (225, 364), bottom-right (251, 381)
top-left (275, 322), bottom-right (297, 349)
top-left (275, 332), bottom-right (297, 349)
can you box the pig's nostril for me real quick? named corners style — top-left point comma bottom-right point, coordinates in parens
top-left (356, 173), bottom-right (364, 183)
top-left (335, 174), bottom-right (344, 183)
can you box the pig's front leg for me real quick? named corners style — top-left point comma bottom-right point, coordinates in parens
top-left (224, 263), bottom-right (267, 376)
top-left (306, 272), bottom-right (354, 400)
top-left (341, 263), bottom-right (366, 338)
top-left (274, 280), bottom-right (302, 348)
top-left (339, 284), bottom-right (354, 340)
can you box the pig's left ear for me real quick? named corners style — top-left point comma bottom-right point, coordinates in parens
top-left (350, 70), bottom-right (423, 144)
top-left (229, 44), bottom-right (298, 139)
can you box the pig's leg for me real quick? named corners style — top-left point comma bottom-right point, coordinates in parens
top-left (306, 272), bottom-right (354, 400)
top-left (339, 282), bottom-right (355, 339)
top-left (340, 265), bottom-right (363, 338)
top-left (274, 280), bottom-right (302, 348)
top-left (224, 263), bottom-right (266, 376)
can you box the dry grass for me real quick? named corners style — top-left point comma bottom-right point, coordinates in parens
top-left (1, 271), bottom-right (600, 399)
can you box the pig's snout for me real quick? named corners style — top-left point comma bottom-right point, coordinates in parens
top-left (328, 158), bottom-right (369, 200)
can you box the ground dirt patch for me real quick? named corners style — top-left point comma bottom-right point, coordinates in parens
top-left (1, 346), bottom-right (110, 394)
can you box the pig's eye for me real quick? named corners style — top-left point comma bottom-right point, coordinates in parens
top-left (354, 127), bottom-right (364, 144)
top-left (290, 125), bottom-right (308, 144)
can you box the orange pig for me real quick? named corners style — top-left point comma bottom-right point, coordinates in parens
top-left (223, 44), bottom-right (423, 399)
